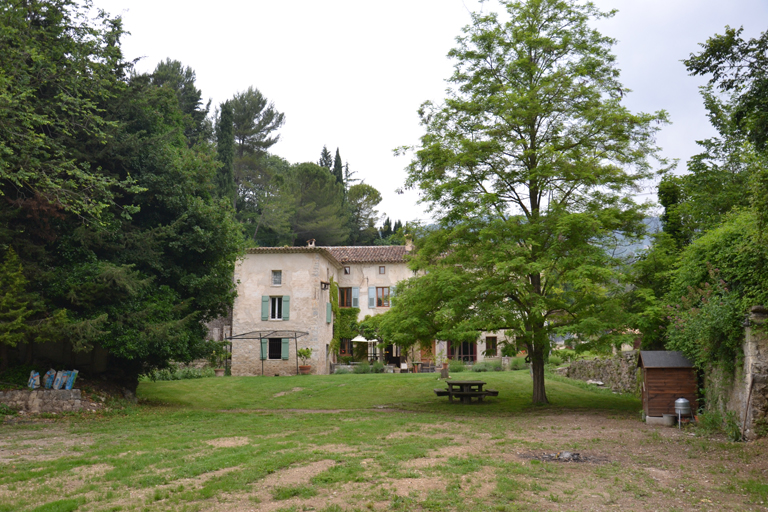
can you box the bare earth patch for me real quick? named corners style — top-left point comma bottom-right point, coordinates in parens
top-left (206, 437), bottom-right (250, 448)
top-left (272, 387), bottom-right (304, 398)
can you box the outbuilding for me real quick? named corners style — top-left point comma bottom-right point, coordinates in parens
top-left (638, 351), bottom-right (698, 418)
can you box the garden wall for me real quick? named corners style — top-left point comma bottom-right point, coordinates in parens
top-left (0, 389), bottom-right (82, 413)
top-left (565, 351), bottom-right (640, 393)
top-left (707, 306), bottom-right (768, 440)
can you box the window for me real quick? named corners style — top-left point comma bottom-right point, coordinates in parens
top-left (270, 296), bottom-right (282, 319)
top-left (343, 266), bottom-right (351, 275)
top-left (448, 341), bottom-right (477, 362)
top-left (271, 270), bottom-right (282, 286)
top-left (268, 338), bottom-right (282, 359)
top-left (379, 265), bottom-right (386, 274)
top-left (376, 287), bottom-right (390, 307)
top-left (339, 338), bottom-right (353, 356)
top-left (339, 287), bottom-right (352, 308)
top-left (485, 336), bottom-right (498, 357)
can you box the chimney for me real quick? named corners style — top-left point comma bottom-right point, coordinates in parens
top-left (307, 239), bottom-right (316, 248)
top-left (405, 235), bottom-right (414, 252)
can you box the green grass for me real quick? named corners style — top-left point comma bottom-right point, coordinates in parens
top-left (1, 373), bottom-right (762, 511)
top-left (138, 371), bottom-right (640, 414)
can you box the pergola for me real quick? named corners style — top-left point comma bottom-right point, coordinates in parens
top-left (227, 330), bottom-right (309, 376)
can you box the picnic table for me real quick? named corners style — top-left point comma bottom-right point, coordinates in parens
top-left (434, 379), bottom-right (499, 403)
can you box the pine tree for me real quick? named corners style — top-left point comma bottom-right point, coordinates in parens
top-left (333, 148), bottom-right (344, 185)
top-left (0, 249), bottom-right (33, 371)
top-left (318, 145), bottom-right (333, 169)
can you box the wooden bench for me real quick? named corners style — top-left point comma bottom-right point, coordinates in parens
top-left (433, 388), bottom-right (450, 397)
top-left (485, 389), bottom-right (499, 397)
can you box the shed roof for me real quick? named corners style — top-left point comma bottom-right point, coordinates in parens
top-left (638, 351), bottom-right (694, 369)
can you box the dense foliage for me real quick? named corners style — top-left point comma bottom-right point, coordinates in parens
top-left (396, 0), bottom-right (667, 403)
top-left (0, 0), bottom-right (243, 388)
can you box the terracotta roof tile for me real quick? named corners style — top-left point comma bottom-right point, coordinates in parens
top-left (326, 246), bottom-right (409, 263)
top-left (244, 245), bottom-right (410, 265)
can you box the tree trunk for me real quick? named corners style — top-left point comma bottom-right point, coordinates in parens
top-left (531, 351), bottom-right (548, 404)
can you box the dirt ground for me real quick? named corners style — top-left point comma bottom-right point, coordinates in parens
top-left (2, 410), bottom-right (767, 511)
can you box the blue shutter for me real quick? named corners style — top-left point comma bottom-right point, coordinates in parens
top-left (326, 302), bottom-right (332, 323)
top-left (261, 296), bottom-right (269, 321)
top-left (352, 287), bottom-right (359, 308)
top-left (260, 339), bottom-right (268, 360)
top-left (368, 287), bottom-right (375, 308)
top-left (281, 339), bottom-right (289, 360)
top-left (282, 295), bottom-right (290, 321)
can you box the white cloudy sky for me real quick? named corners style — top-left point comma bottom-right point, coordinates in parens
top-left (95, 0), bottom-right (768, 225)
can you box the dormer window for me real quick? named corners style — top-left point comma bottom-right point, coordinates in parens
top-left (272, 270), bottom-right (282, 286)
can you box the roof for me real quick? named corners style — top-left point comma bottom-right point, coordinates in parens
top-left (245, 245), bottom-right (409, 265)
top-left (245, 246), bottom-right (343, 268)
top-left (326, 246), bottom-right (409, 264)
top-left (638, 351), bottom-right (694, 369)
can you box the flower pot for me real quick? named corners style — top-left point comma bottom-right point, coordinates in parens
top-left (214, 368), bottom-right (225, 377)
top-left (299, 365), bottom-right (312, 375)
top-left (442, 362), bottom-right (449, 370)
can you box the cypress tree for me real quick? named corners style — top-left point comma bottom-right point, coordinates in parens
top-left (215, 101), bottom-right (236, 207)
top-left (333, 148), bottom-right (344, 185)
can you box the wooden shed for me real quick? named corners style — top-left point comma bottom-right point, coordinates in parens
top-left (638, 351), bottom-right (698, 417)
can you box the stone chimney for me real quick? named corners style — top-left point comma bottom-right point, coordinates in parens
top-left (307, 239), bottom-right (316, 248)
top-left (405, 235), bottom-right (414, 252)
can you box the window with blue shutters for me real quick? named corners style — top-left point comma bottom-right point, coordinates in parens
top-left (368, 287), bottom-right (375, 308)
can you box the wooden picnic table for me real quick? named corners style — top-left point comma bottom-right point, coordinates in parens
top-left (435, 379), bottom-right (497, 403)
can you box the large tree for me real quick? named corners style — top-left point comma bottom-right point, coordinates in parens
top-left (151, 59), bottom-right (211, 146)
top-left (400, 0), bottom-right (666, 403)
top-left (347, 183), bottom-right (382, 245)
top-left (290, 163), bottom-right (349, 246)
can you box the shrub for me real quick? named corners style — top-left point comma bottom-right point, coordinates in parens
top-left (144, 365), bottom-right (214, 381)
top-left (509, 357), bottom-right (528, 370)
top-left (334, 367), bottom-right (351, 375)
top-left (448, 360), bottom-right (466, 373)
top-left (472, 361), bottom-right (501, 372)
top-left (371, 361), bottom-right (385, 373)
top-left (548, 356), bottom-right (563, 366)
top-left (353, 362), bottom-right (371, 374)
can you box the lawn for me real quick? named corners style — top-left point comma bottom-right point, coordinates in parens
top-left (1, 372), bottom-right (766, 512)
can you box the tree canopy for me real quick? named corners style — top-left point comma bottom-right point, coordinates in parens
top-left (396, 0), bottom-right (667, 404)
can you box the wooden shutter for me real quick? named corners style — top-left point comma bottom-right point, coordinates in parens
top-left (260, 339), bottom-right (267, 360)
top-left (368, 287), bottom-right (375, 308)
top-left (352, 287), bottom-right (359, 308)
top-left (326, 302), bottom-right (332, 323)
top-left (281, 339), bottom-right (289, 360)
top-left (261, 296), bottom-right (269, 321)
top-left (282, 296), bottom-right (290, 321)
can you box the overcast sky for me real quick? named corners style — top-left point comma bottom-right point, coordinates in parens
top-left (95, 0), bottom-right (768, 226)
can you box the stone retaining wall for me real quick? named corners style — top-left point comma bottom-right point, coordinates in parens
top-left (565, 351), bottom-right (640, 394)
top-left (0, 389), bottom-right (82, 413)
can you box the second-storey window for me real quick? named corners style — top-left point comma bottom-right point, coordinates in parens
top-left (270, 296), bottom-right (283, 319)
top-left (339, 287), bottom-right (352, 308)
top-left (272, 270), bottom-right (282, 286)
top-left (376, 287), bottom-right (390, 307)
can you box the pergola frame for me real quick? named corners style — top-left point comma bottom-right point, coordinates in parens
top-left (227, 330), bottom-right (310, 376)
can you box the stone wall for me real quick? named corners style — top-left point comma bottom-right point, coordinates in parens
top-left (565, 351), bottom-right (640, 393)
top-left (0, 389), bottom-right (82, 413)
top-left (707, 306), bottom-right (768, 440)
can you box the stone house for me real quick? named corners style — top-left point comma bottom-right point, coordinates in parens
top-left (230, 243), bottom-right (507, 376)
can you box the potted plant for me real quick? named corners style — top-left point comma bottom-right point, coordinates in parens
top-left (297, 347), bottom-right (313, 375)
top-left (208, 343), bottom-right (227, 376)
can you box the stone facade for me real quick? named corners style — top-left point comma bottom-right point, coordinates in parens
top-left (232, 249), bottom-right (338, 376)
top-left (566, 351), bottom-right (640, 393)
top-left (0, 389), bottom-right (82, 413)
